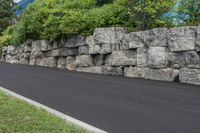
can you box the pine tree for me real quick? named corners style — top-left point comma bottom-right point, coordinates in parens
top-left (0, 0), bottom-right (16, 34)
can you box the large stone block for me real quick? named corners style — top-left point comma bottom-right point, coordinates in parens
top-left (137, 47), bottom-right (148, 68)
top-left (86, 36), bottom-right (95, 45)
top-left (36, 57), bottom-right (57, 68)
top-left (93, 27), bottom-right (127, 45)
top-left (63, 35), bottom-right (86, 48)
top-left (89, 44), bottom-right (101, 55)
top-left (23, 43), bottom-right (32, 53)
top-left (94, 55), bottom-right (105, 66)
top-left (30, 51), bottom-right (43, 58)
top-left (120, 31), bottom-right (145, 50)
top-left (105, 51), bottom-right (137, 66)
top-left (168, 51), bottom-right (200, 69)
top-left (196, 27), bottom-right (200, 51)
top-left (32, 40), bottom-right (52, 52)
top-left (57, 57), bottom-right (66, 69)
top-left (5, 55), bottom-right (18, 64)
top-left (76, 55), bottom-right (93, 67)
top-left (179, 68), bottom-right (200, 85)
top-left (78, 45), bottom-right (89, 55)
top-left (7, 46), bottom-right (16, 55)
top-left (76, 67), bottom-right (102, 74)
top-left (100, 43), bottom-right (112, 54)
top-left (144, 68), bottom-right (179, 81)
top-left (86, 36), bottom-right (101, 54)
top-left (167, 26), bottom-right (196, 51)
top-left (102, 67), bottom-right (123, 76)
top-left (51, 49), bottom-right (61, 57)
top-left (147, 47), bottom-right (169, 68)
top-left (124, 67), bottom-right (146, 78)
top-left (66, 56), bottom-right (77, 70)
top-left (145, 28), bottom-right (168, 47)
top-left (60, 48), bottom-right (78, 56)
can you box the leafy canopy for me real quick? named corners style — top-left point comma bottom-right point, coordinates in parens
top-left (178, 0), bottom-right (200, 25)
top-left (0, 0), bottom-right (16, 35)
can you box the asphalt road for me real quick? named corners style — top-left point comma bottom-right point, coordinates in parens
top-left (0, 62), bottom-right (200, 133)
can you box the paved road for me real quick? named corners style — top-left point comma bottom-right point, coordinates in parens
top-left (0, 62), bottom-right (200, 133)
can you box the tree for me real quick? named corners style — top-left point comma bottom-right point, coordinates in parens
top-left (130, 0), bottom-right (177, 30)
top-left (178, 0), bottom-right (200, 25)
top-left (0, 0), bottom-right (16, 35)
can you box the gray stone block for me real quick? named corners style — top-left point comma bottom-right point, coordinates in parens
top-left (101, 44), bottom-right (112, 54)
top-left (137, 47), bottom-right (148, 68)
top-left (147, 47), bottom-right (169, 68)
top-left (57, 57), bottom-right (66, 69)
top-left (105, 51), bottom-right (137, 66)
top-left (145, 28), bottom-right (168, 47)
top-left (60, 48), bottom-right (78, 56)
top-left (66, 56), bottom-right (77, 70)
top-left (168, 51), bottom-right (200, 69)
top-left (124, 67), bottom-right (146, 78)
top-left (64, 35), bottom-right (86, 48)
top-left (168, 26), bottom-right (196, 51)
top-left (76, 67), bottom-right (102, 74)
top-left (179, 68), bottom-right (200, 85)
top-left (102, 66), bottom-right (123, 76)
top-left (76, 55), bottom-right (93, 67)
top-left (94, 55), bottom-right (105, 66)
top-left (93, 27), bottom-right (127, 45)
top-left (78, 45), bottom-right (89, 55)
top-left (144, 68), bottom-right (179, 81)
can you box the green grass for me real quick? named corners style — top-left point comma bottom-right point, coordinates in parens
top-left (0, 91), bottom-right (87, 133)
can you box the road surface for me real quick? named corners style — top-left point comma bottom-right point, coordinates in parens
top-left (0, 62), bottom-right (200, 133)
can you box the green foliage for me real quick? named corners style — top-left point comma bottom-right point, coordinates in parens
top-left (130, 0), bottom-right (177, 30)
top-left (96, 0), bottom-right (114, 6)
top-left (0, 0), bottom-right (16, 35)
top-left (3, 0), bottom-right (132, 45)
top-left (178, 0), bottom-right (200, 26)
top-left (2, 0), bottom-right (179, 46)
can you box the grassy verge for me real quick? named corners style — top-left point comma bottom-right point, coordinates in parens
top-left (0, 91), bottom-right (87, 133)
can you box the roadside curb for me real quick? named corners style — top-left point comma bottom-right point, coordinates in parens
top-left (0, 86), bottom-right (108, 133)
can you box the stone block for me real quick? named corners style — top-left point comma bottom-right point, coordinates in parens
top-left (64, 35), bottom-right (86, 48)
top-left (102, 66), bottom-right (123, 76)
top-left (168, 51), bottom-right (200, 69)
top-left (101, 44), bottom-right (112, 54)
top-left (94, 55), bottom-right (105, 66)
top-left (76, 55), bottom-right (93, 67)
top-left (168, 26), bottom-right (196, 51)
top-left (147, 47), bottom-right (169, 68)
top-left (57, 57), bottom-right (66, 69)
top-left (66, 56), bottom-right (77, 70)
top-left (78, 45), bottom-right (89, 55)
top-left (179, 68), bottom-right (200, 85)
top-left (60, 48), bottom-right (78, 56)
top-left (124, 67), bottom-right (146, 78)
top-left (76, 67), bottom-right (102, 74)
top-left (144, 68), bottom-right (179, 81)
top-left (105, 51), bottom-right (137, 66)
top-left (93, 27), bottom-right (127, 45)
top-left (145, 28), bottom-right (168, 47)
top-left (137, 47), bottom-right (148, 67)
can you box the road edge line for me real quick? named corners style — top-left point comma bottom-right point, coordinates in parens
top-left (0, 86), bottom-right (108, 133)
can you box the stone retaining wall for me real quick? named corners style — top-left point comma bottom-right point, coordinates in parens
top-left (1, 26), bottom-right (200, 85)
